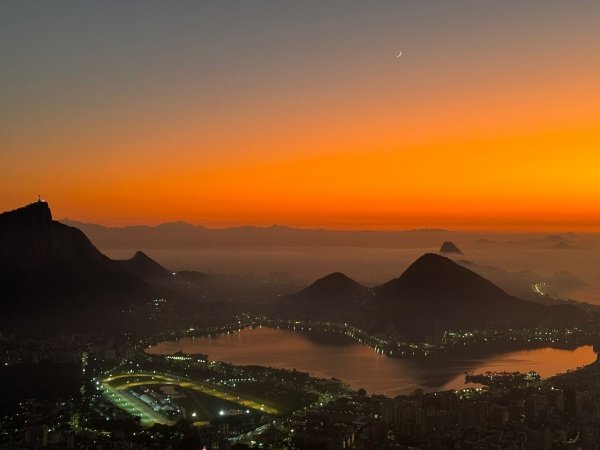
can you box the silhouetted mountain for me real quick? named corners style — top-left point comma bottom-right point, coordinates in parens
top-left (279, 253), bottom-right (585, 339)
top-left (1, 201), bottom-right (107, 267)
top-left (375, 255), bottom-right (584, 337)
top-left (279, 272), bottom-right (369, 319)
top-left (0, 201), bottom-right (159, 335)
top-left (439, 241), bottom-right (463, 254)
top-left (116, 251), bottom-right (172, 280)
top-left (377, 254), bottom-right (517, 309)
top-left (299, 272), bottom-right (367, 301)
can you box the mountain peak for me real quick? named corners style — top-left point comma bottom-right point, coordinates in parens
top-left (0, 200), bottom-right (52, 227)
top-left (378, 253), bottom-right (509, 306)
top-left (133, 250), bottom-right (152, 260)
top-left (306, 272), bottom-right (364, 294)
top-left (372, 253), bottom-right (556, 337)
top-left (0, 200), bottom-right (111, 270)
top-left (401, 253), bottom-right (464, 278)
top-left (439, 241), bottom-right (463, 254)
top-left (279, 272), bottom-right (367, 317)
top-left (117, 251), bottom-right (171, 279)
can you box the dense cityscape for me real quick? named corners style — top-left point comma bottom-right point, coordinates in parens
top-left (4, 308), bottom-right (600, 449)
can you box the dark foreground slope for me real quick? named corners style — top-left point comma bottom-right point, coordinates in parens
top-left (279, 254), bottom-right (584, 339)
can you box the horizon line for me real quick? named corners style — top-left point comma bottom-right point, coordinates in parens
top-left (58, 217), bottom-right (597, 235)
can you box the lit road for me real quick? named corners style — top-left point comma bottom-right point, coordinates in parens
top-left (533, 282), bottom-right (552, 296)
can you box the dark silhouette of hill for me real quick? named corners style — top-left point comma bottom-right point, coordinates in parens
top-left (381, 255), bottom-right (584, 336)
top-left (279, 253), bottom-right (585, 339)
top-left (279, 272), bottom-right (370, 319)
top-left (439, 241), bottom-right (463, 254)
top-left (300, 272), bottom-right (366, 299)
top-left (1, 201), bottom-right (108, 267)
top-left (116, 251), bottom-right (172, 280)
top-left (374, 254), bottom-right (547, 336)
top-left (380, 254), bottom-right (510, 305)
top-left (0, 201), bottom-right (164, 335)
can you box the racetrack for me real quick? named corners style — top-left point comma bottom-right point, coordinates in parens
top-left (101, 371), bottom-right (278, 426)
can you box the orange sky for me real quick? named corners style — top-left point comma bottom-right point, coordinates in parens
top-left (2, 2), bottom-right (600, 231)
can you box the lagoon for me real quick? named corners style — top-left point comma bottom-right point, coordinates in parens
top-left (148, 327), bottom-right (597, 396)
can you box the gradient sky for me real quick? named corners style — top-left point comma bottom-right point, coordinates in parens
top-left (2, 1), bottom-right (600, 230)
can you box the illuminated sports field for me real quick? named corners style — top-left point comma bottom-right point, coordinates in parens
top-left (101, 372), bottom-right (278, 426)
top-left (101, 382), bottom-right (166, 427)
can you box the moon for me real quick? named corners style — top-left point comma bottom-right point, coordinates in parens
top-left (396, 51), bottom-right (402, 58)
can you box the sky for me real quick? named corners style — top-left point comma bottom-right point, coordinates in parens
top-left (2, 1), bottom-right (600, 230)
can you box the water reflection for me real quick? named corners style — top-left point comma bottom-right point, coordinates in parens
top-left (148, 327), bottom-right (597, 396)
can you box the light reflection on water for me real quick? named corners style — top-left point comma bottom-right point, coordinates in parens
top-left (147, 327), bottom-right (597, 396)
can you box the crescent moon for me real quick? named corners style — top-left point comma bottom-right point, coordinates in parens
top-left (396, 51), bottom-right (402, 58)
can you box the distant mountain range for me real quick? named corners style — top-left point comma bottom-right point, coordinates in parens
top-left (60, 218), bottom-right (456, 249)
top-left (278, 254), bottom-right (585, 339)
top-left (61, 218), bottom-right (595, 254)
top-left (482, 234), bottom-right (583, 250)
